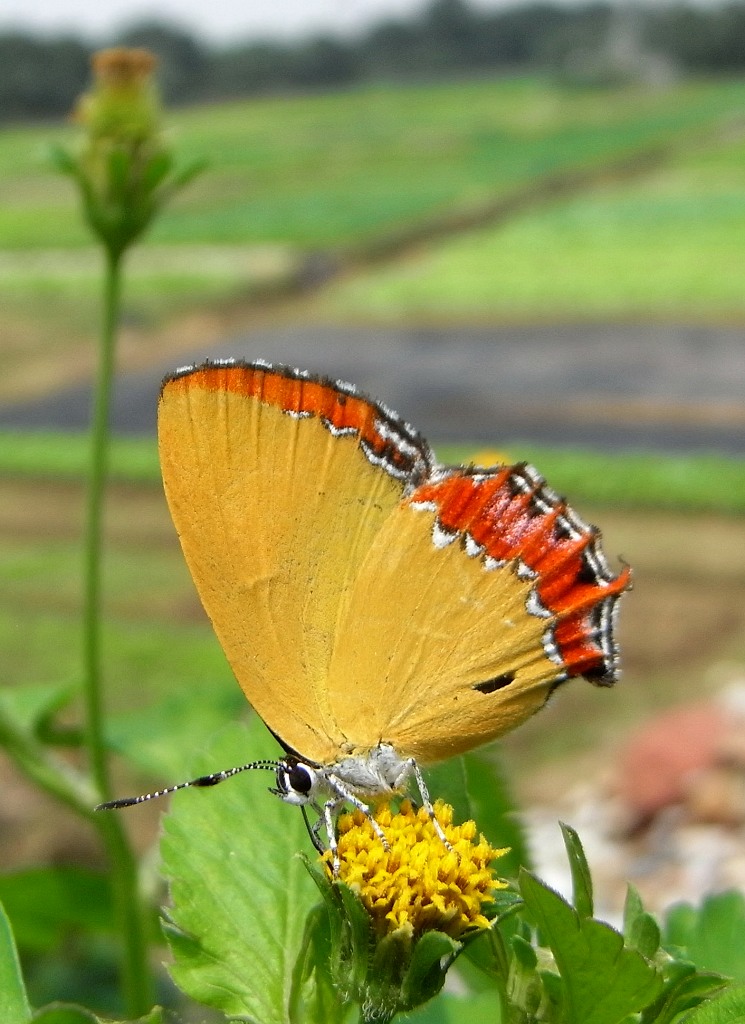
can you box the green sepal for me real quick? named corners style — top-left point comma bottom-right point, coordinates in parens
top-left (301, 858), bottom-right (462, 1022)
top-left (106, 146), bottom-right (133, 203)
top-left (291, 902), bottom-right (355, 1024)
top-left (140, 150), bottom-right (173, 192)
top-left (400, 929), bottom-right (460, 1011)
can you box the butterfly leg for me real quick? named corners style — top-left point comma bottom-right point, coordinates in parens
top-left (326, 774), bottom-right (390, 851)
top-left (410, 759), bottom-right (452, 851)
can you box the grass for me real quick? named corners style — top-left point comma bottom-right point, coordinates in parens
top-left (3, 76), bottom-right (745, 398)
top-left (4, 77), bottom-right (744, 252)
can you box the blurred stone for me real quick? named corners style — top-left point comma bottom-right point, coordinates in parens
top-left (615, 702), bottom-right (729, 827)
top-left (687, 766), bottom-right (745, 826)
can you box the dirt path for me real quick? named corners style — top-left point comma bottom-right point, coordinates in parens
top-left (1, 323), bottom-right (744, 454)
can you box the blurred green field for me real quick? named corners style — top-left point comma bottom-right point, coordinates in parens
top-left (2, 74), bottom-right (745, 400)
top-left (320, 130), bottom-right (745, 321)
top-left (2, 429), bottom-right (745, 512)
top-left (4, 76), bottom-right (743, 251)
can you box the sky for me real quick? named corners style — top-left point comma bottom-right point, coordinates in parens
top-left (0, 0), bottom-right (462, 43)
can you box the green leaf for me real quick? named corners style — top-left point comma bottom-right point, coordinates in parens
top-left (664, 892), bottom-right (745, 982)
top-left (0, 900), bottom-right (31, 1024)
top-left (519, 870), bottom-right (663, 1024)
top-left (0, 867), bottom-right (113, 952)
top-left (641, 964), bottom-right (729, 1024)
top-left (0, 681), bottom-right (76, 740)
top-left (107, 686), bottom-right (245, 780)
top-left (560, 822), bottom-right (593, 919)
top-left (423, 755), bottom-right (472, 824)
top-left (462, 747), bottom-right (532, 877)
top-left (406, 987), bottom-right (503, 1021)
top-left (161, 719), bottom-right (319, 1022)
top-left (665, 902), bottom-right (698, 951)
top-left (31, 1006), bottom-right (100, 1023)
top-left (679, 984), bottom-right (745, 1023)
top-left (31, 1007), bottom-right (162, 1024)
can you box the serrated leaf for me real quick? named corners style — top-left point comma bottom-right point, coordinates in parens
top-left (520, 870), bottom-right (663, 1024)
top-left (460, 920), bottom-right (509, 981)
top-left (0, 900), bottom-right (31, 1024)
top-left (0, 867), bottom-right (113, 952)
top-left (560, 822), bottom-right (593, 919)
top-left (161, 719), bottom-right (319, 1023)
top-left (512, 933), bottom-right (538, 970)
top-left (665, 892), bottom-right (745, 982)
top-left (679, 984), bottom-right (745, 1023)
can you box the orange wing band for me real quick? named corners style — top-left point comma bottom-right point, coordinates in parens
top-left (409, 463), bottom-right (630, 685)
top-left (164, 361), bottom-right (430, 483)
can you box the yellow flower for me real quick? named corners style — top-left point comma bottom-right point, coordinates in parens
top-left (323, 799), bottom-right (508, 939)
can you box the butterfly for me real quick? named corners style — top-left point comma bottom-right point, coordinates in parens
top-left (100, 359), bottom-right (630, 858)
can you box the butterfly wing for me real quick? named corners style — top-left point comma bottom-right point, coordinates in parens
top-left (328, 463), bottom-right (630, 763)
top-left (158, 360), bottom-right (432, 765)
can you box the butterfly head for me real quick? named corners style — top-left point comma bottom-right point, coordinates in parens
top-left (271, 756), bottom-right (321, 806)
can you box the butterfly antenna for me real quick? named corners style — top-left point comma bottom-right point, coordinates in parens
top-left (95, 760), bottom-right (281, 811)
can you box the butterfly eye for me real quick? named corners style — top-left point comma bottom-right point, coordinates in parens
top-left (275, 760), bottom-right (316, 805)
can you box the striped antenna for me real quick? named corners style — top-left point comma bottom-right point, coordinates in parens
top-left (95, 759), bottom-right (281, 811)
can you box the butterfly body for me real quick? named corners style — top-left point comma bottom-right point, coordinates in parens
top-left (156, 359), bottom-right (630, 833)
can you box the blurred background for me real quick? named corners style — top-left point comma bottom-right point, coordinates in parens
top-left (1, 0), bottom-right (744, 1013)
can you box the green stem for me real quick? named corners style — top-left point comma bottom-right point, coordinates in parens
top-left (83, 247), bottom-right (154, 1016)
top-left (83, 247), bottom-right (119, 802)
